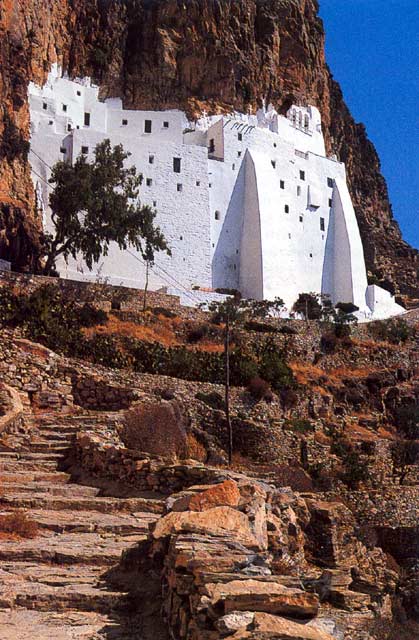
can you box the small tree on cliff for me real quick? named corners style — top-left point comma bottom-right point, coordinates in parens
top-left (41, 139), bottom-right (170, 276)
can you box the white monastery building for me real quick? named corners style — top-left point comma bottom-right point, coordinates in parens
top-left (28, 65), bottom-right (404, 319)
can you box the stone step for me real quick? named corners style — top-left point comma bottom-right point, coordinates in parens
top-left (0, 471), bottom-right (71, 484)
top-left (0, 580), bottom-right (129, 614)
top-left (0, 493), bottom-right (165, 514)
top-left (0, 482), bottom-right (100, 497)
top-left (0, 532), bottom-right (144, 566)
top-left (37, 430), bottom-right (75, 441)
top-left (28, 441), bottom-right (71, 453)
top-left (0, 460), bottom-right (60, 472)
top-left (0, 609), bottom-right (144, 640)
top-left (6, 508), bottom-right (158, 534)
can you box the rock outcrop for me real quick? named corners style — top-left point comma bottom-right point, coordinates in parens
top-left (0, 0), bottom-right (417, 293)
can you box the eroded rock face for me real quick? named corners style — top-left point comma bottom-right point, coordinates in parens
top-left (0, 0), bottom-right (417, 293)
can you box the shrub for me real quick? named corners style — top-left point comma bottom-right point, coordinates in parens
top-left (284, 419), bottom-right (314, 435)
top-left (334, 322), bottom-right (352, 339)
top-left (244, 320), bottom-right (278, 333)
top-left (152, 306), bottom-right (178, 319)
top-left (186, 324), bottom-right (209, 343)
top-left (247, 377), bottom-right (273, 402)
top-left (195, 391), bottom-right (225, 411)
top-left (391, 440), bottom-right (419, 484)
top-left (368, 318), bottom-right (414, 344)
top-left (85, 334), bottom-right (129, 369)
top-left (0, 510), bottom-right (38, 538)
top-left (278, 325), bottom-right (298, 335)
top-left (259, 349), bottom-right (295, 391)
top-left (77, 303), bottom-right (108, 328)
top-left (320, 332), bottom-right (338, 354)
top-left (394, 404), bottom-right (419, 440)
top-left (341, 450), bottom-right (370, 488)
top-left (230, 350), bottom-right (259, 386)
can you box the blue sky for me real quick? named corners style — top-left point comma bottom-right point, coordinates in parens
top-left (319, 0), bottom-right (418, 249)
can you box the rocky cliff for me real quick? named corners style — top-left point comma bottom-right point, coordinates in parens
top-left (0, 0), bottom-right (417, 295)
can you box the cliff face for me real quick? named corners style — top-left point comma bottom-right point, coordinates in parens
top-left (0, 0), bottom-right (417, 295)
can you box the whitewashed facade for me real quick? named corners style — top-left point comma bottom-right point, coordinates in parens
top-left (28, 65), bottom-right (404, 318)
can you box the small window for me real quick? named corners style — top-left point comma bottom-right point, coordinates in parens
top-left (299, 170), bottom-right (305, 181)
top-left (299, 215), bottom-right (303, 223)
top-left (163, 121), bottom-right (169, 128)
top-left (49, 120), bottom-right (53, 125)
top-left (153, 200), bottom-right (157, 207)
top-left (173, 157), bottom-right (181, 173)
top-left (284, 204), bottom-right (289, 213)
top-left (76, 90), bottom-right (81, 97)
top-left (297, 186), bottom-right (301, 196)
top-left (209, 139), bottom-right (215, 153)
top-left (196, 180), bottom-right (200, 187)
top-left (238, 133), bottom-right (243, 141)
top-left (84, 112), bottom-right (90, 127)
top-left (215, 210), bottom-right (220, 220)
top-left (144, 119), bottom-right (152, 133)
top-left (177, 183), bottom-right (183, 192)
top-left (81, 146), bottom-right (89, 154)
top-left (122, 119), bottom-right (128, 126)
top-left (327, 177), bottom-right (334, 188)
top-left (42, 102), bottom-right (47, 110)
top-left (180, 236), bottom-right (183, 240)
top-left (149, 155), bottom-right (154, 164)
top-left (62, 104), bottom-right (67, 112)
top-left (271, 160), bottom-right (276, 169)
top-left (209, 183), bottom-right (212, 188)
top-left (236, 249), bottom-right (239, 255)
top-left (67, 124), bottom-right (72, 132)
top-left (328, 198), bottom-right (333, 207)
top-left (288, 233), bottom-right (292, 239)
top-left (146, 178), bottom-right (152, 187)
top-left (310, 253), bottom-right (313, 258)
top-left (320, 217), bottom-right (325, 231)
top-left (273, 142), bottom-right (277, 148)
top-left (280, 180), bottom-right (285, 189)
top-left (233, 264), bottom-right (237, 271)
top-left (232, 163), bottom-right (235, 170)
top-left (238, 151), bottom-right (242, 157)
top-left (60, 146), bottom-right (66, 154)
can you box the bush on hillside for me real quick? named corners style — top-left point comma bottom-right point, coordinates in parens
top-left (368, 318), bottom-right (414, 344)
top-left (247, 377), bottom-right (273, 402)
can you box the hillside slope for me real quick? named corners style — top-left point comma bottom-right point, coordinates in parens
top-left (0, 0), bottom-right (417, 294)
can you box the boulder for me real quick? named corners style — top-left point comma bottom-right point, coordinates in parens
top-left (204, 579), bottom-right (319, 618)
top-left (215, 611), bottom-right (255, 634)
top-left (122, 400), bottom-right (189, 460)
top-left (152, 506), bottom-right (266, 550)
top-left (184, 480), bottom-right (241, 512)
top-left (232, 612), bottom-right (336, 639)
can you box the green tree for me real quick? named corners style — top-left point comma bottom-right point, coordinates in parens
top-left (42, 139), bottom-right (170, 275)
top-left (292, 292), bottom-right (333, 321)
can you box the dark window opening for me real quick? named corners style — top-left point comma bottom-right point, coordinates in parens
top-left (280, 180), bottom-right (285, 189)
top-left (328, 198), bottom-right (333, 207)
top-left (299, 170), bottom-right (305, 180)
top-left (84, 112), bottom-right (90, 127)
top-left (209, 139), bottom-right (215, 153)
top-left (327, 177), bottom-right (334, 188)
top-left (149, 155), bottom-right (154, 164)
top-left (173, 157), bottom-right (181, 173)
top-left (153, 201), bottom-right (157, 207)
top-left (42, 102), bottom-right (47, 110)
top-left (76, 90), bottom-right (81, 97)
top-left (215, 210), bottom-right (220, 220)
top-left (163, 121), bottom-right (169, 128)
top-left (238, 151), bottom-right (242, 157)
top-left (238, 133), bottom-right (242, 141)
top-left (320, 217), bottom-right (325, 231)
top-left (81, 146), bottom-right (89, 154)
top-left (144, 119), bottom-right (152, 133)
top-left (146, 178), bottom-right (152, 187)
top-left (177, 183), bottom-right (183, 192)
top-left (196, 180), bottom-right (200, 186)
top-left (62, 104), bottom-right (67, 112)
top-left (67, 124), bottom-right (72, 132)
top-left (285, 204), bottom-right (289, 213)
top-left (271, 160), bottom-right (276, 169)
top-left (310, 253), bottom-right (313, 258)
top-left (299, 216), bottom-right (303, 222)
top-left (122, 119), bottom-right (128, 125)
top-left (60, 147), bottom-right (66, 154)
top-left (297, 186), bottom-right (301, 196)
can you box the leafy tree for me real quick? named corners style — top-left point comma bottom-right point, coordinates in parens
top-left (395, 404), bottom-right (419, 440)
top-left (292, 292), bottom-right (333, 321)
top-left (247, 297), bottom-right (285, 319)
top-left (42, 140), bottom-right (170, 276)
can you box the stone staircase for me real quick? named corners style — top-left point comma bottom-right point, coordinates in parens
top-left (0, 414), bottom-right (165, 639)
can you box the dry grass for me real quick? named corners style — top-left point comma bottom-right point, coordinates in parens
top-left (0, 510), bottom-right (38, 539)
top-left (290, 362), bottom-right (324, 385)
top-left (83, 313), bottom-right (180, 346)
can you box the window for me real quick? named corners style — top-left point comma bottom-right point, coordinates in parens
top-left (84, 112), bottom-right (90, 127)
top-left (215, 210), bottom-right (220, 220)
top-left (233, 264), bottom-right (237, 271)
top-left (299, 216), bottom-right (303, 223)
top-left (163, 121), bottom-right (169, 128)
top-left (209, 183), bottom-right (212, 188)
top-left (60, 146), bottom-right (66, 154)
top-left (327, 177), bottom-right (334, 188)
top-left (62, 104), bottom-right (67, 112)
top-left (238, 151), bottom-right (242, 157)
top-left (238, 133), bottom-right (242, 141)
top-left (288, 233), bottom-right (292, 239)
top-left (297, 186), bottom-right (301, 196)
top-left (144, 119), bottom-right (152, 133)
top-left (149, 155), bottom-right (154, 164)
top-left (42, 102), bottom-right (47, 110)
top-left (273, 142), bottom-right (277, 148)
top-left (232, 163), bottom-right (235, 170)
top-left (271, 160), bottom-right (276, 169)
top-left (280, 180), bottom-right (285, 189)
top-left (146, 178), bottom-right (152, 187)
top-left (299, 170), bottom-right (305, 181)
top-left (328, 198), bottom-right (333, 207)
top-left (304, 114), bottom-right (309, 130)
top-left (209, 139), bottom-right (215, 153)
top-left (180, 236), bottom-right (183, 240)
top-left (67, 124), bottom-right (72, 132)
top-left (196, 180), bottom-right (200, 187)
top-left (309, 253), bottom-right (313, 258)
top-left (81, 146), bottom-right (89, 154)
top-left (76, 90), bottom-right (81, 97)
top-left (173, 157), bottom-right (181, 173)
top-left (177, 183), bottom-right (182, 192)
top-left (284, 205), bottom-right (289, 213)
top-left (49, 120), bottom-right (53, 125)
top-left (236, 249), bottom-right (239, 255)
top-left (153, 201), bottom-right (157, 207)
top-left (320, 217), bottom-right (325, 231)
top-left (122, 119), bottom-right (128, 126)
